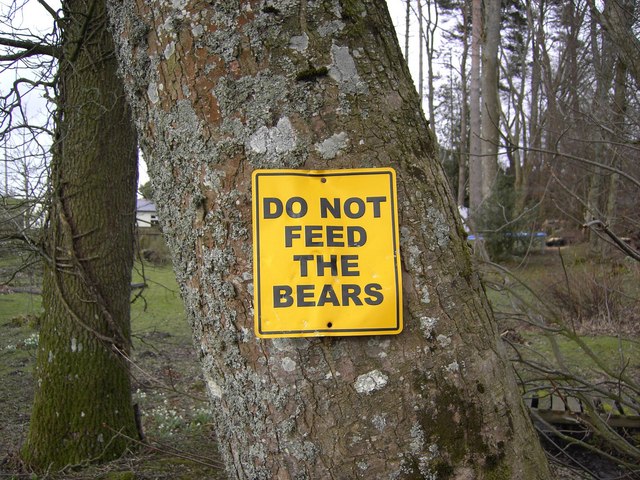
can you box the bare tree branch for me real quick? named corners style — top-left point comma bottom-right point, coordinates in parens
top-left (0, 36), bottom-right (61, 60)
top-left (583, 219), bottom-right (640, 262)
top-left (37, 0), bottom-right (60, 20)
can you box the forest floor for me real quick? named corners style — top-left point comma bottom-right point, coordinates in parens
top-left (0, 245), bottom-right (638, 479)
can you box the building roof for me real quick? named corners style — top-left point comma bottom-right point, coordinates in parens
top-left (136, 198), bottom-right (156, 213)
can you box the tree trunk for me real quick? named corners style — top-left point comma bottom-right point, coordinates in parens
top-left (586, 1), bottom-right (615, 253)
top-left (602, 0), bottom-right (632, 254)
top-left (425, 0), bottom-right (437, 130)
top-left (606, 38), bottom-right (629, 235)
top-left (519, 0), bottom-right (543, 216)
top-left (404, 0), bottom-right (411, 61)
top-left (480, 0), bottom-right (501, 201)
top-left (108, 1), bottom-right (550, 478)
top-left (457, 0), bottom-right (470, 209)
top-left (22, 0), bottom-right (138, 469)
top-left (417, 0), bottom-right (425, 101)
top-left (469, 0), bottom-right (483, 227)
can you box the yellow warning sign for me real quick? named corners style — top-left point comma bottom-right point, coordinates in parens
top-left (252, 168), bottom-right (402, 338)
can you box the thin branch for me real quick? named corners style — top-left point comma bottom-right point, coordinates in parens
top-left (583, 220), bottom-right (640, 262)
top-left (0, 36), bottom-right (60, 60)
top-left (37, 0), bottom-right (60, 20)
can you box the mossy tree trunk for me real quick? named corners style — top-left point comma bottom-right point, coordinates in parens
top-left (22, 0), bottom-right (138, 470)
top-left (108, 0), bottom-right (550, 478)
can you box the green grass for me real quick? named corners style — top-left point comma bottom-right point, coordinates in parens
top-left (0, 293), bottom-right (41, 379)
top-left (485, 247), bottom-right (640, 403)
top-left (0, 262), bottom-right (187, 338)
top-left (0, 292), bottom-right (41, 321)
top-left (130, 262), bottom-right (189, 339)
top-left (0, 261), bottom-right (190, 384)
top-left (519, 333), bottom-right (640, 380)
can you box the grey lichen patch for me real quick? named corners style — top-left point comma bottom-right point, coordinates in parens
top-left (203, 368), bottom-right (223, 399)
top-left (405, 244), bottom-right (424, 275)
top-left (163, 40), bottom-right (175, 59)
top-left (281, 356), bottom-right (297, 372)
top-left (371, 413), bottom-right (387, 431)
top-left (314, 131), bottom-right (349, 159)
top-left (409, 424), bottom-right (424, 454)
top-left (354, 369), bottom-right (388, 394)
top-left (157, 100), bottom-right (207, 164)
top-left (445, 360), bottom-right (461, 373)
top-left (202, 168), bottom-right (225, 191)
top-left (147, 82), bottom-right (160, 104)
top-left (191, 23), bottom-right (204, 38)
top-left (420, 316), bottom-right (438, 339)
top-left (289, 33), bottom-right (308, 52)
top-left (425, 207), bottom-right (451, 248)
top-left (246, 117), bottom-right (297, 161)
top-left (329, 44), bottom-right (367, 94)
top-left (291, 440), bottom-right (319, 462)
top-left (318, 20), bottom-right (345, 37)
top-left (436, 334), bottom-right (451, 348)
top-left (421, 286), bottom-right (431, 304)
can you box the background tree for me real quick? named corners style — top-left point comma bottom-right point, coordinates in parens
top-left (469, 0), bottom-right (483, 226)
top-left (479, 0), bottom-right (500, 202)
top-left (108, 0), bottom-right (550, 478)
top-left (0, 0), bottom-right (140, 469)
top-left (138, 180), bottom-right (154, 200)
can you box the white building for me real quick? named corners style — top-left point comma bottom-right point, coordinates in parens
top-left (136, 199), bottom-right (158, 228)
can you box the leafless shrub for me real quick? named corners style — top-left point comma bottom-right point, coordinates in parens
top-left (485, 260), bottom-right (640, 478)
top-left (540, 262), bottom-right (638, 335)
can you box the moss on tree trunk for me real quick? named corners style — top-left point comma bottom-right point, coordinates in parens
top-left (22, 0), bottom-right (138, 470)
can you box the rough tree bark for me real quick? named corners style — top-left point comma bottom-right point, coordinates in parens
top-left (108, 1), bottom-right (550, 478)
top-left (22, 0), bottom-right (138, 469)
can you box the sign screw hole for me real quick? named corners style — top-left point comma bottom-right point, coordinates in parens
top-left (321, 178), bottom-right (327, 183)
top-left (327, 322), bottom-right (333, 328)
